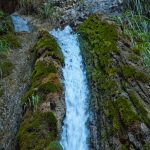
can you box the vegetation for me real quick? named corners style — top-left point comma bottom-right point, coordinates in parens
top-left (113, 3), bottom-right (150, 73)
top-left (78, 15), bottom-right (118, 73)
top-left (128, 91), bottom-right (150, 127)
top-left (17, 112), bottom-right (58, 150)
top-left (78, 14), bottom-right (150, 149)
top-left (0, 61), bottom-right (13, 78)
top-left (18, 30), bottom-right (63, 150)
top-left (78, 15), bottom-right (118, 98)
top-left (107, 97), bottom-right (139, 131)
top-left (33, 31), bottom-right (63, 63)
top-left (18, 0), bottom-right (61, 20)
top-left (0, 13), bottom-right (20, 78)
top-left (46, 141), bottom-right (63, 150)
top-left (120, 64), bottom-right (149, 82)
top-left (40, 3), bottom-right (55, 19)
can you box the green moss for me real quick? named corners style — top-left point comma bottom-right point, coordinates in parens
top-left (108, 97), bottom-right (139, 131)
top-left (128, 91), bottom-right (150, 127)
top-left (31, 61), bottom-right (57, 83)
top-left (46, 141), bottom-right (63, 150)
top-left (128, 91), bottom-right (147, 116)
top-left (121, 65), bottom-right (149, 82)
top-left (107, 101), bottom-right (120, 130)
top-left (33, 33), bottom-right (64, 63)
top-left (17, 112), bottom-right (58, 150)
top-left (3, 32), bottom-right (21, 49)
top-left (78, 15), bottom-right (118, 72)
top-left (0, 61), bottom-right (13, 78)
top-left (22, 89), bottom-right (35, 104)
top-left (116, 96), bottom-right (139, 126)
top-left (39, 82), bottom-right (61, 94)
top-left (0, 26), bottom-right (20, 50)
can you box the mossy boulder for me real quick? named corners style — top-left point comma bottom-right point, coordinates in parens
top-left (17, 112), bottom-right (58, 150)
top-left (32, 31), bottom-right (64, 64)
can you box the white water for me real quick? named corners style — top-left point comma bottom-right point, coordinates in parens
top-left (51, 26), bottom-right (89, 150)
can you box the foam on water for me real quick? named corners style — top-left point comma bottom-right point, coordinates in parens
top-left (51, 26), bottom-right (89, 150)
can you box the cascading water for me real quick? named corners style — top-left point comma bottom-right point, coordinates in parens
top-left (51, 26), bottom-right (89, 150)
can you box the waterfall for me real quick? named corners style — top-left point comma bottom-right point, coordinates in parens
top-left (51, 26), bottom-right (89, 150)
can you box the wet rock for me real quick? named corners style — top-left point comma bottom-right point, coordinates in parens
top-left (11, 14), bottom-right (32, 33)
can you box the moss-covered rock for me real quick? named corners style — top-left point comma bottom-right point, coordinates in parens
top-left (17, 112), bottom-right (58, 150)
top-left (78, 15), bottom-right (118, 73)
top-left (78, 15), bottom-right (150, 149)
top-left (18, 29), bottom-right (63, 150)
top-left (32, 31), bottom-right (64, 64)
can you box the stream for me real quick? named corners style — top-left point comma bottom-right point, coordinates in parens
top-left (51, 26), bottom-right (89, 150)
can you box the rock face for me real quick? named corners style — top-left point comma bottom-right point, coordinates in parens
top-left (78, 14), bottom-right (150, 150)
top-left (0, 18), bottom-right (35, 149)
top-left (0, 0), bottom-right (18, 13)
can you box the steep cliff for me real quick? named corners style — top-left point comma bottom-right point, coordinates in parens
top-left (78, 14), bottom-right (150, 150)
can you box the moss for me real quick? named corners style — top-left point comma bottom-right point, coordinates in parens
top-left (108, 97), bottom-right (139, 131)
top-left (31, 61), bottom-right (57, 83)
top-left (78, 15), bottom-right (118, 73)
top-left (0, 61), bottom-right (13, 78)
top-left (3, 32), bottom-right (21, 49)
top-left (121, 65), bottom-right (149, 82)
top-left (39, 82), bottom-right (61, 94)
top-left (128, 91), bottom-right (150, 127)
top-left (33, 33), bottom-right (64, 63)
top-left (116, 96), bottom-right (139, 126)
top-left (46, 141), bottom-right (63, 150)
top-left (107, 101), bottom-right (120, 130)
top-left (22, 89), bottom-right (35, 104)
top-left (128, 91), bottom-right (147, 116)
top-left (17, 112), bottom-right (58, 150)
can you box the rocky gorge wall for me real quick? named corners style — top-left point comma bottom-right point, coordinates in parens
top-left (78, 14), bottom-right (150, 150)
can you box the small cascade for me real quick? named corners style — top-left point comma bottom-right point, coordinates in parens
top-left (51, 26), bottom-right (89, 150)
